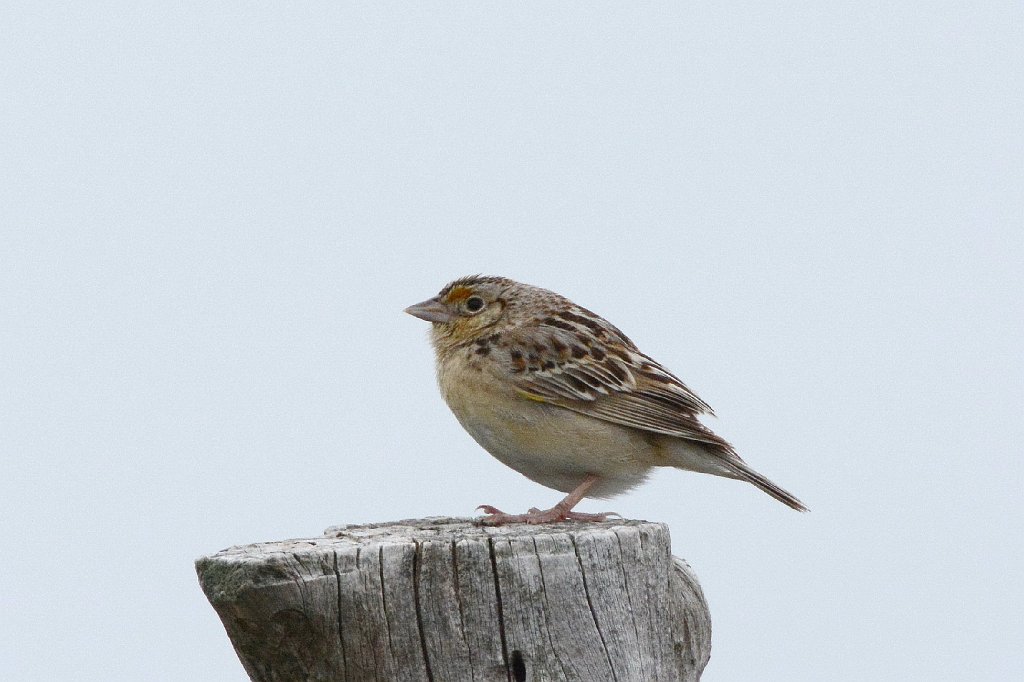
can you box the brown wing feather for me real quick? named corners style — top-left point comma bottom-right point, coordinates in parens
top-left (504, 324), bottom-right (729, 448)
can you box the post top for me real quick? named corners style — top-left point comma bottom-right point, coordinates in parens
top-left (326, 515), bottom-right (664, 542)
top-left (198, 516), bottom-right (668, 567)
top-left (195, 516), bottom-right (709, 680)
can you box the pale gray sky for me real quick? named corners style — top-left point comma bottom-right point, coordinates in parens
top-left (2, 3), bottom-right (1022, 680)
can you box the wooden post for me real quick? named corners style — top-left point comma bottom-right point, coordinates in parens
top-left (196, 517), bottom-right (711, 681)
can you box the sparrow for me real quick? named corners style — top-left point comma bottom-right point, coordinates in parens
top-left (406, 275), bottom-right (807, 525)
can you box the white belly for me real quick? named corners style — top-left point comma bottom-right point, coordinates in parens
top-left (437, 357), bottom-right (651, 498)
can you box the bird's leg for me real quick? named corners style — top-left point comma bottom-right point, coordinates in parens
top-left (477, 474), bottom-right (619, 526)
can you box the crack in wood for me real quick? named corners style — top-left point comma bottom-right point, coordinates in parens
top-left (355, 546), bottom-right (385, 680)
top-left (377, 545), bottom-right (396, 673)
top-left (449, 539), bottom-right (475, 682)
top-left (331, 551), bottom-right (349, 676)
top-left (487, 537), bottom-right (512, 682)
top-left (531, 536), bottom-right (572, 680)
top-left (412, 540), bottom-right (435, 682)
top-left (571, 534), bottom-right (617, 681)
top-left (615, 529), bottom-right (646, 679)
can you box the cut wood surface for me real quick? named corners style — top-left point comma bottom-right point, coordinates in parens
top-left (196, 517), bottom-right (711, 681)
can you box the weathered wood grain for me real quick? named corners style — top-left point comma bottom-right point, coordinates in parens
top-left (197, 518), bottom-right (711, 681)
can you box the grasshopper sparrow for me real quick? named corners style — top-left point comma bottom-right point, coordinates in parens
top-left (406, 275), bottom-right (808, 525)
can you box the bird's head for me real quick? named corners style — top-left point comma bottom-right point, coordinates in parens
top-left (405, 275), bottom-right (517, 349)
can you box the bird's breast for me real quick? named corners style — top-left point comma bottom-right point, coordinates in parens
top-left (435, 351), bottom-right (651, 496)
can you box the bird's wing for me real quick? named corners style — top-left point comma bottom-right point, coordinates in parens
top-left (504, 323), bottom-right (730, 447)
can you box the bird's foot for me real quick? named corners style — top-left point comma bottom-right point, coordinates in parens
top-left (476, 504), bottom-right (619, 526)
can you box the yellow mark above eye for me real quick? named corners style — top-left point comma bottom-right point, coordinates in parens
top-left (446, 286), bottom-right (472, 303)
top-left (517, 390), bottom-right (548, 403)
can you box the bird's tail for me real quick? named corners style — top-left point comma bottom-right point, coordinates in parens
top-left (729, 461), bottom-right (809, 512)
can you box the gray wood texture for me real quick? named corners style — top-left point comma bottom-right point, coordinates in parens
top-left (196, 518), bottom-right (711, 681)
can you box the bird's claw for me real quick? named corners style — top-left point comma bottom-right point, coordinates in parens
top-left (475, 504), bottom-right (620, 526)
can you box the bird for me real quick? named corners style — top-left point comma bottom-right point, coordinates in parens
top-left (405, 275), bottom-right (807, 525)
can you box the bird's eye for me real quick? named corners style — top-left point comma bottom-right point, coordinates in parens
top-left (465, 296), bottom-right (485, 313)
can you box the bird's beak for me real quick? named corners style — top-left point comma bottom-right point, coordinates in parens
top-left (404, 296), bottom-right (455, 323)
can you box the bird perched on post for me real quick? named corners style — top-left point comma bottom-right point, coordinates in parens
top-left (405, 275), bottom-right (807, 525)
